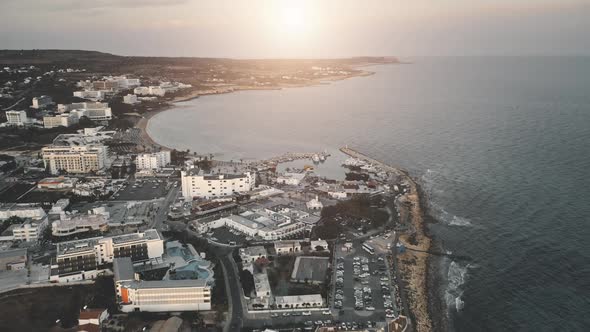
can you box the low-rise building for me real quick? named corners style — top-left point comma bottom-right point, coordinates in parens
top-left (122, 94), bottom-right (138, 104)
top-left (239, 246), bottom-right (267, 263)
top-left (274, 240), bottom-right (302, 255)
top-left (197, 208), bottom-right (311, 241)
top-left (37, 176), bottom-right (78, 189)
top-left (0, 248), bottom-right (27, 271)
top-left (0, 204), bottom-right (46, 220)
top-left (52, 214), bottom-right (108, 237)
top-left (276, 172), bottom-right (307, 186)
top-left (274, 294), bottom-right (325, 309)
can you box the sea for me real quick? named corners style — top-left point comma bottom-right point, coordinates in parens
top-left (147, 57), bottom-right (590, 331)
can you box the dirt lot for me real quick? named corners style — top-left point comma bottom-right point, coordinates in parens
top-left (0, 277), bottom-right (116, 332)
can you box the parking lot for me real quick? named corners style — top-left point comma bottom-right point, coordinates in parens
top-left (332, 241), bottom-right (399, 322)
top-left (112, 178), bottom-right (170, 201)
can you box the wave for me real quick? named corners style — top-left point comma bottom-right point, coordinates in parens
top-left (445, 261), bottom-right (470, 313)
top-left (429, 201), bottom-right (473, 227)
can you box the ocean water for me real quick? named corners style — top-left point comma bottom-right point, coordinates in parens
top-left (147, 57), bottom-right (590, 331)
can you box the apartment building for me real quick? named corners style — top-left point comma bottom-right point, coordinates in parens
top-left (136, 151), bottom-right (171, 170)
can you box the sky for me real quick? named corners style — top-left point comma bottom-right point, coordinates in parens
top-left (0, 0), bottom-right (589, 58)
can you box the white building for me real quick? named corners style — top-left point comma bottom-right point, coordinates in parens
top-left (123, 94), bottom-right (138, 104)
top-left (51, 229), bottom-right (163, 282)
top-left (253, 272), bottom-right (272, 300)
top-left (306, 195), bottom-right (323, 210)
top-left (276, 172), bottom-right (307, 186)
top-left (196, 205), bottom-right (317, 241)
top-left (239, 246), bottom-right (267, 263)
top-left (274, 294), bottom-right (325, 309)
top-left (181, 168), bottom-right (255, 199)
top-left (10, 218), bottom-right (48, 242)
top-left (134, 86), bottom-right (166, 97)
top-left (113, 241), bottom-right (212, 313)
top-left (32, 95), bottom-right (53, 109)
top-left (274, 240), bottom-right (302, 255)
top-left (52, 214), bottom-right (108, 237)
top-left (5, 110), bottom-right (28, 126)
top-left (136, 151), bottom-right (171, 170)
top-left (42, 144), bottom-right (108, 175)
top-left (0, 204), bottom-right (46, 221)
top-left (43, 113), bottom-right (79, 128)
top-left (73, 90), bottom-right (107, 101)
top-left (58, 102), bottom-right (112, 121)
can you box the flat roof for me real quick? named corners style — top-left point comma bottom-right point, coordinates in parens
top-left (291, 256), bottom-right (330, 282)
top-left (125, 278), bottom-right (208, 289)
top-left (111, 229), bottom-right (160, 245)
top-left (0, 248), bottom-right (27, 259)
top-left (57, 237), bottom-right (102, 256)
top-left (113, 257), bottom-right (135, 282)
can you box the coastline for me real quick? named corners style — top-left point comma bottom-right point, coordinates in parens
top-left (339, 147), bottom-right (434, 332)
top-left (138, 66), bottom-right (380, 151)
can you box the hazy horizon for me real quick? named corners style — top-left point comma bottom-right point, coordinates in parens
top-left (1, 0), bottom-right (589, 58)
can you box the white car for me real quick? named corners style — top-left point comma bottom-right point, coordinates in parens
top-left (322, 310), bottom-right (331, 315)
top-left (302, 311), bottom-right (312, 316)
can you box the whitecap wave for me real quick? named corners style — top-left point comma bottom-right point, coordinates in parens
top-left (445, 261), bottom-right (469, 313)
top-left (429, 202), bottom-right (473, 227)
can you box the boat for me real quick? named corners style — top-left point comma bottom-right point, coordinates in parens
top-left (312, 154), bottom-right (320, 163)
top-left (319, 154), bottom-right (326, 162)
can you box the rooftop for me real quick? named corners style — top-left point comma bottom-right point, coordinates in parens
top-left (113, 257), bottom-right (135, 282)
top-left (0, 248), bottom-right (27, 259)
top-left (111, 229), bottom-right (160, 245)
top-left (57, 237), bottom-right (102, 256)
top-left (126, 278), bottom-right (208, 289)
top-left (291, 256), bottom-right (330, 283)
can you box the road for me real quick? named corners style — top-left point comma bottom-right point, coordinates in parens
top-left (219, 253), bottom-right (244, 332)
top-left (149, 184), bottom-right (180, 230)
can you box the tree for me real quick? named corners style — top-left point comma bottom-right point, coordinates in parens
top-left (239, 269), bottom-right (255, 295)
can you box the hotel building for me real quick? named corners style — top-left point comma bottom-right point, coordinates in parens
top-left (42, 144), bottom-right (108, 175)
top-left (51, 229), bottom-right (163, 282)
top-left (181, 168), bottom-right (255, 199)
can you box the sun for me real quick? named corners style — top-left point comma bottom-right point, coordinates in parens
top-left (279, 5), bottom-right (308, 35)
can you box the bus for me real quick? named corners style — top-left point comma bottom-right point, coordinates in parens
top-left (362, 243), bottom-right (375, 255)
